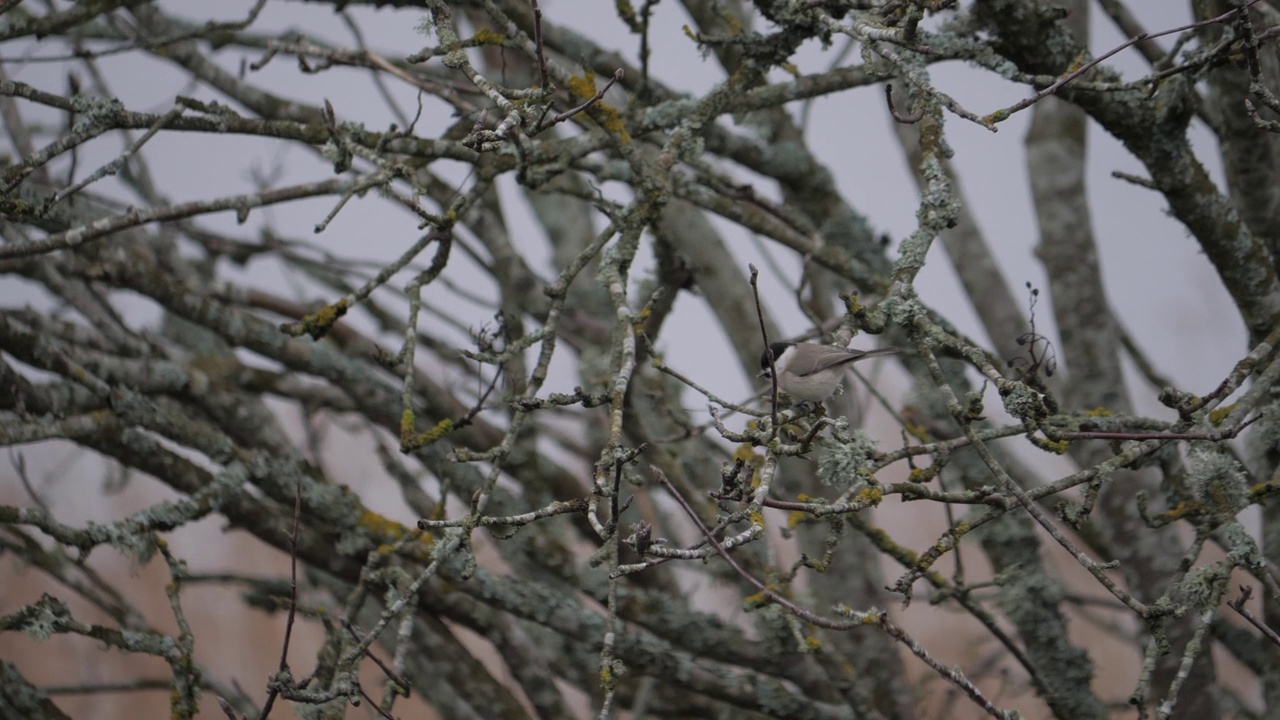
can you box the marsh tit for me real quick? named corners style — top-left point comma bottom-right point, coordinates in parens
top-left (759, 342), bottom-right (900, 403)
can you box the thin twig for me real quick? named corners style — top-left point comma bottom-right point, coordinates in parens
top-left (885, 84), bottom-right (923, 124)
top-left (987, 0), bottom-right (1265, 123)
top-left (534, 68), bottom-right (623, 133)
top-left (217, 697), bottom-right (243, 720)
top-left (257, 481), bottom-right (303, 720)
top-left (1228, 585), bottom-right (1280, 648)
top-left (748, 264), bottom-right (779, 441)
top-left (530, 0), bottom-right (550, 92)
top-left (341, 623), bottom-right (411, 697)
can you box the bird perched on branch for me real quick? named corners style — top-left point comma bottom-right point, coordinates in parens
top-left (759, 342), bottom-right (900, 403)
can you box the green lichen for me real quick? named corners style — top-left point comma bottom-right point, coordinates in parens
top-left (1187, 445), bottom-right (1248, 517)
top-left (1000, 381), bottom-right (1048, 422)
top-left (815, 426), bottom-right (877, 490)
top-left (12, 595), bottom-right (69, 641)
top-left (1177, 561), bottom-right (1229, 612)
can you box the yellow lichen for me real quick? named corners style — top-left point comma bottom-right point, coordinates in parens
top-left (399, 407), bottom-right (416, 439)
top-left (1208, 402), bottom-right (1237, 426)
top-left (1065, 49), bottom-right (1089, 74)
top-left (903, 421), bottom-right (930, 441)
top-left (1248, 481), bottom-right (1278, 504)
top-left (470, 27), bottom-right (505, 45)
top-left (566, 72), bottom-right (598, 100)
top-left (1031, 435), bottom-right (1070, 454)
top-left (562, 72), bottom-right (631, 142)
top-left (721, 10), bottom-right (742, 34)
top-left (358, 509), bottom-right (408, 538)
top-left (981, 109), bottom-right (1009, 126)
top-left (732, 444), bottom-right (760, 464)
top-left (907, 467), bottom-right (935, 483)
top-left (595, 103), bottom-right (630, 141)
top-left (299, 298), bottom-right (349, 340)
top-left (615, 0), bottom-right (637, 25)
top-left (878, 532), bottom-right (919, 563)
top-left (853, 486), bottom-right (883, 507)
top-left (402, 417), bottom-right (455, 451)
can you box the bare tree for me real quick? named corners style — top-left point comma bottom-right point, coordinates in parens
top-left (2, 1), bottom-right (1280, 719)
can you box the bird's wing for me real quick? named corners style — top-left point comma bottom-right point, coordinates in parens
top-left (795, 346), bottom-right (900, 377)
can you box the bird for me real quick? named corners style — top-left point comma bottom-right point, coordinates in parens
top-left (759, 341), bottom-right (900, 403)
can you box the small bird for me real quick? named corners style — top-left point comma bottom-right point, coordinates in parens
top-left (759, 341), bottom-right (900, 403)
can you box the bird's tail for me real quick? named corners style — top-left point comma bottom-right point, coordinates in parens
top-left (853, 346), bottom-right (901, 360)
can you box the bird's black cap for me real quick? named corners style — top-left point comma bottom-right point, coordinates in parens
top-left (759, 341), bottom-right (794, 374)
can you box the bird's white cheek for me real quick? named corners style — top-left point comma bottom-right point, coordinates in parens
top-left (771, 354), bottom-right (792, 376)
